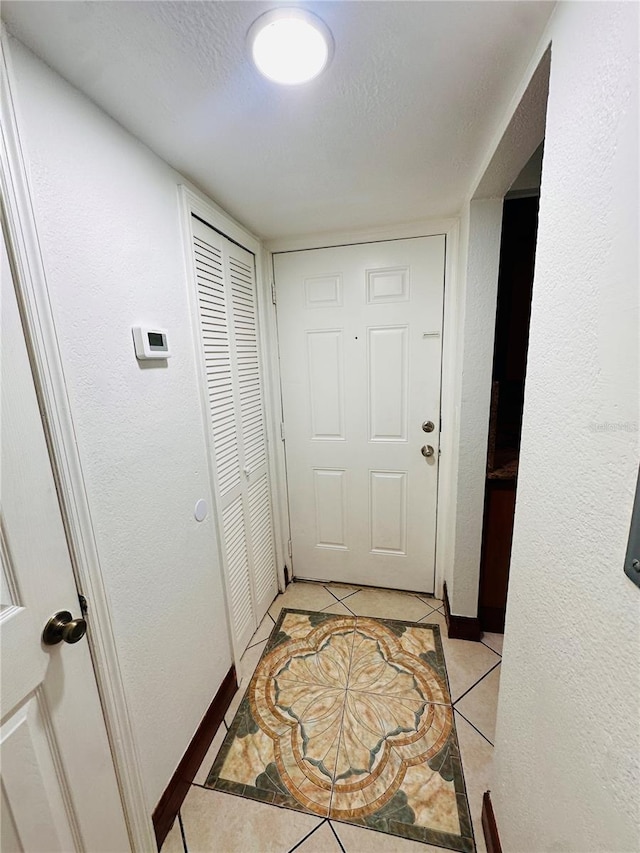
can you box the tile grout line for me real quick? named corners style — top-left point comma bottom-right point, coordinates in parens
top-left (177, 811), bottom-right (188, 853)
top-left (324, 586), bottom-right (344, 603)
top-left (454, 707), bottom-right (495, 747)
top-left (480, 638), bottom-right (502, 658)
top-left (287, 818), bottom-right (328, 853)
top-left (417, 605), bottom-right (440, 622)
top-left (328, 595), bottom-right (358, 617)
top-left (337, 588), bottom-right (361, 603)
top-left (328, 820), bottom-right (347, 852)
top-left (452, 660), bottom-right (501, 707)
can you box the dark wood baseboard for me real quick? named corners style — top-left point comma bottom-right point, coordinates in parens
top-left (482, 791), bottom-right (503, 853)
top-left (153, 665), bottom-right (237, 850)
top-left (442, 582), bottom-right (482, 641)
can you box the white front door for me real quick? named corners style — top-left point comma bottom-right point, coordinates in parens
top-left (274, 236), bottom-right (445, 593)
top-left (0, 229), bottom-right (130, 851)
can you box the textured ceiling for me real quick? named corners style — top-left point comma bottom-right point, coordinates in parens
top-left (2, 1), bottom-right (554, 240)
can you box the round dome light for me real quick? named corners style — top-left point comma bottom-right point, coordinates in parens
top-left (248, 8), bottom-right (333, 85)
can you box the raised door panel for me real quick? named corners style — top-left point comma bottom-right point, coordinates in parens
top-left (370, 471), bottom-right (408, 556)
top-left (368, 326), bottom-right (409, 442)
top-left (1, 694), bottom-right (78, 853)
top-left (313, 469), bottom-right (348, 550)
top-left (307, 330), bottom-right (345, 441)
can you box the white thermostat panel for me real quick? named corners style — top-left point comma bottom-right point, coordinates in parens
top-left (132, 326), bottom-right (171, 360)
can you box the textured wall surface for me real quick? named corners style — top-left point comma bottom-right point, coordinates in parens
top-left (8, 38), bottom-right (233, 810)
top-left (493, 3), bottom-right (640, 850)
top-left (447, 199), bottom-right (503, 616)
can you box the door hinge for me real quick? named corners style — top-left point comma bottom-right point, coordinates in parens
top-left (78, 594), bottom-right (88, 617)
top-left (271, 281), bottom-right (277, 305)
top-left (287, 539), bottom-right (293, 559)
top-left (280, 422), bottom-right (286, 441)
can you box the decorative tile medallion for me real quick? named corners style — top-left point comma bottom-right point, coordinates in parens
top-left (207, 609), bottom-right (475, 852)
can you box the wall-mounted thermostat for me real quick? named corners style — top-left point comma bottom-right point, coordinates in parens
top-left (132, 326), bottom-right (171, 360)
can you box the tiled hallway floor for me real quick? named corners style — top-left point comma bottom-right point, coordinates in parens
top-left (162, 582), bottom-right (502, 853)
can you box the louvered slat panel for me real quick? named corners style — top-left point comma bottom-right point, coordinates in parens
top-left (248, 475), bottom-right (277, 604)
top-left (194, 233), bottom-right (241, 497)
top-left (228, 254), bottom-right (267, 474)
top-left (192, 217), bottom-right (278, 654)
top-left (222, 497), bottom-right (254, 642)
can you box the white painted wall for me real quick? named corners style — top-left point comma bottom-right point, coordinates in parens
top-left (441, 49), bottom-right (550, 619)
top-left (7, 37), bottom-right (233, 811)
top-left (492, 3), bottom-right (640, 850)
top-left (444, 199), bottom-right (503, 616)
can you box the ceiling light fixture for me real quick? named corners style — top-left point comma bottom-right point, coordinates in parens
top-left (248, 8), bottom-right (333, 85)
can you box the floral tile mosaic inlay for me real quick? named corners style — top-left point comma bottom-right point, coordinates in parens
top-left (206, 609), bottom-right (475, 852)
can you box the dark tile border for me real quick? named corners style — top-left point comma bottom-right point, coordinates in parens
top-left (482, 791), bottom-right (503, 853)
top-left (206, 609), bottom-right (476, 851)
top-left (443, 582), bottom-right (482, 642)
top-left (153, 665), bottom-right (237, 850)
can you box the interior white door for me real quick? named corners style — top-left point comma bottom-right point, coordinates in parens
top-left (275, 237), bottom-right (445, 592)
top-left (0, 231), bottom-right (129, 850)
top-left (191, 217), bottom-right (277, 654)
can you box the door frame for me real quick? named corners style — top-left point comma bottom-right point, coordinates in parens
top-left (1, 31), bottom-right (153, 852)
top-left (266, 218), bottom-right (460, 599)
top-left (177, 185), bottom-right (287, 670)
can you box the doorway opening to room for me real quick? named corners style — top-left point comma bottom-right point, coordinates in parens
top-left (477, 144), bottom-right (542, 633)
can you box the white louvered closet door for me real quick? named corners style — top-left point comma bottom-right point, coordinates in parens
top-left (191, 216), bottom-right (278, 654)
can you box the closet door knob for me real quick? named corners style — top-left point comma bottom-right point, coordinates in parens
top-left (42, 611), bottom-right (87, 645)
top-left (421, 445), bottom-right (434, 459)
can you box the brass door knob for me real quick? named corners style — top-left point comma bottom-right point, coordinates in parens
top-left (421, 444), bottom-right (435, 458)
top-left (42, 610), bottom-right (87, 646)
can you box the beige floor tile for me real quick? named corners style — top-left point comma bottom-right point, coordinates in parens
top-left (238, 638), bottom-right (267, 682)
top-left (418, 610), bottom-right (498, 702)
top-left (226, 639), bottom-right (267, 725)
top-left (455, 664), bottom-right (501, 744)
top-left (323, 583), bottom-right (361, 600)
top-left (332, 821), bottom-right (444, 852)
top-left (247, 612), bottom-right (276, 648)
top-left (320, 600), bottom-right (354, 616)
top-left (481, 632), bottom-right (503, 656)
top-left (193, 723), bottom-right (226, 786)
top-left (181, 786), bottom-right (323, 853)
top-left (344, 588), bottom-right (434, 622)
top-left (454, 712), bottom-right (493, 853)
top-left (294, 821), bottom-right (342, 852)
top-left (160, 818), bottom-right (184, 853)
top-left (268, 583), bottom-right (337, 620)
top-left (416, 595), bottom-right (444, 611)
